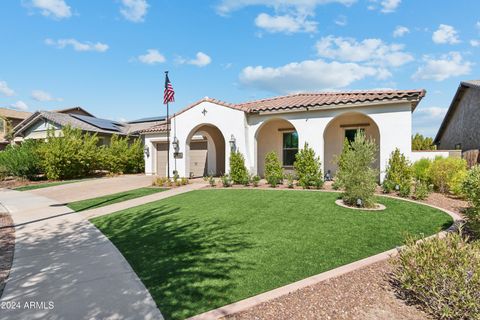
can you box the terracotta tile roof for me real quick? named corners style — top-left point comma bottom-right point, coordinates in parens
top-left (138, 123), bottom-right (168, 134)
top-left (140, 89), bottom-right (426, 134)
top-left (237, 89), bottom-right (426, 113)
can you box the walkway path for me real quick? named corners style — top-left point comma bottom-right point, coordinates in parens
top-left (80, 181), bottom-right (206, 219)
top-left (0, 188), bottom-right (165, 320)
top-left (29, 174), bottom-right (153, 203)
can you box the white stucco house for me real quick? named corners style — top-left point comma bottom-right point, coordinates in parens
top-left (140, 89), bottom-right (425, 182)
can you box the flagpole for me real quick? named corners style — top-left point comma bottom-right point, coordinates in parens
top-left (165, 71), bottom-right (170, 180)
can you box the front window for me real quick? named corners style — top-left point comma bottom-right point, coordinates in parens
top-left (345, 128), bottom-right (365, 143)
top-left (283, 131), bottom-right (298, 166)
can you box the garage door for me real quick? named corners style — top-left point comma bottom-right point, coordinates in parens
top-left (189, 141), bottom-right (208, 177)
top-left (156, 142), bottom-right (168, 177)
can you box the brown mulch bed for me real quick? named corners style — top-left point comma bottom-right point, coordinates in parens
top-left (225, 260), bottom-right (433, 320)
top-left (221, 186), bottom-right (466, 320)
top-left (0, 212), bottom-right (15, 298)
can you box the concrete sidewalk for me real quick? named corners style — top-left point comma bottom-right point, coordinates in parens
top-left (0, 188), bottom-right (164, 320)
top-left (29, 174), bottom-right (153, 203)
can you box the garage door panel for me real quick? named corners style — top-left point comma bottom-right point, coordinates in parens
top-left (156, 143), bottom-right (168, 177)
top-left (189, 141), bottom-right (207, 177)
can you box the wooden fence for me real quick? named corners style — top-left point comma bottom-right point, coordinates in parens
top-left (463, 149), bottom-right (480, 168)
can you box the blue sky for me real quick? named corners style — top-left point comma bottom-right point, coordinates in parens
top-left (0, 0), bottom-right (479, 137)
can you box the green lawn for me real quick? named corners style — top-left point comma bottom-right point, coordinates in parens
top-left (14, 179), bottom-right (83, 191)
top-left (91, 189), bottom-right (452, 320)
top-left (68, 187), bottom-right (167, 212)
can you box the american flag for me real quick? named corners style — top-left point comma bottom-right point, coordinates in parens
top-left (164, 73), bottom-right (175, 104)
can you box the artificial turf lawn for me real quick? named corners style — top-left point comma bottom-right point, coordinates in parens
top-left (91, 189), bottom-right (453, 320)
top-left (14, 179), bottom-right (82, 191)
top-left (68, 187), bottom-right (167, 212)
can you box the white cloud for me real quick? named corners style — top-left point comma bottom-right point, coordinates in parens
top-left (432, 24), bottom-right (460, 44)
top-left (10, 101), bottom-right (29, 111)
top-left (137, 49), bottom-right (166, 65)
top-left (29, 0), bottom-right (72, 19)
top-left (380, 0), bottom-right (401, 13)
top-left (239, 59), bottom-right (383, 93)
top-left (0, 81), bottom-right (15, 96)
top-left (216, 0), bottom-right (356, 15)
top-left (120, 0), bottom-right (149, 22)
top-left (255, 13), bottom-right (317, 33)
top-left (470, 40), bottom-right (480, 47)
top-left (31, 90), bottom-right (63, 102)
top-left (177, 52), bottom-right (212, 67)
top-left (315, 36), bottom-right (414, 67)
top-left (413, 52), bottom-right (472, 81)
top-left (334, 15), bottom-right (347, 26)
top-left (45, 38), bottom-right (109, 52)
top-left (393, 25), bottom-right (409, 38)
top-left (416, 106), bottom-right (448, 118)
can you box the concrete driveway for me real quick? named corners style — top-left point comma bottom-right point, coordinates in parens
top-left (29, 175), bottom-right (153, 203)
top-left (0, 189), bottom-right (163, 320)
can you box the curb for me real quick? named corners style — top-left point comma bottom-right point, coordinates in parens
top-left (187, 192), bottom-right (461, 320)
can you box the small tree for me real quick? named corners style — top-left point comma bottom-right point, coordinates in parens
top-left (461, 165), bottom-right (480, 237)
top-left (412, 133), bottom-right (436, 151)
top-left (39, 125), bottom-right (100, 180)
top-left (264, 151), bottom-right (283, 187)
top-left (336, 131), bottom-right (378, 208)
top-left (294, 142), bottom-right (323, 189)
top-left (382, 148), bottom-right (412, 195)
top-left (229, 151), bottom-right (248, 184)
top-left (101, 135), bottom-right (144, 174)
top-left (0, 140), bottom-right (42, 179)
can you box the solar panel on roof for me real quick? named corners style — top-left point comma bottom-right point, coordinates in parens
top-left (128, 115), bottom-right (166, 124)
top-left (71, 114), bottom-right (122, 132)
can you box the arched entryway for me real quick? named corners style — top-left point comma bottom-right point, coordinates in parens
top-left (255, 118), bottom-right (298, 177)
top-left (323, 112), bottom-right (380, 177)
top-left (185, 124), bottom-right (225, 178)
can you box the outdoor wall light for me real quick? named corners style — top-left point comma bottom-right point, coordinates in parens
top-left (229, 134), bottom-right (236, 152)
top-left (172, 137), bottom-right (179, 153)
top-left (143, 145), bottom-right (150, 158)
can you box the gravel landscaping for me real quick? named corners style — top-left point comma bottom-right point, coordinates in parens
top-left (0, 212), bottom-right (14, 298)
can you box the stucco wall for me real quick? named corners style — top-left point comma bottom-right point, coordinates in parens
top-left (256, 119), bottom-right (295, 176)
top-left (437, 87), bottom-right (480, 151)
top-left (144, 101), bottom-right (413, 181)
top-left (323, 112), bottom-right (380, 175)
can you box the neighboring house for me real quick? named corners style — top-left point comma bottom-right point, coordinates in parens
top-left (12, 107), bottom-right (162, 144)
top-left (0, 108), bottom-right (32, 150)
top-left (434, 80), bottom-right (480, 151)
top-left (140, 89), bottom-right (425, 181)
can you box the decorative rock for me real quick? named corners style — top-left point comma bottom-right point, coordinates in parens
top-left (335, 199), bottom-right (386, 211)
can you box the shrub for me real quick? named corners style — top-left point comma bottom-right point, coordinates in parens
top-left (152, 177), bottom-right (167, 187)
top-left (412, 158), bottom-right (432, 184)
top-left (101, 135), bottom-right (144, 174)
top-left (462, 166), bottom-right (480, 237)
top-left (229, 151), bottom-right (248, 184)
top-left (336, 131), bottom-right (378, 208)
top-left (332, 139), bottom-right (350, 190)
top-left (398, 183), bottom-right (411, 198)
top-left (0, 140), bottom-right (42, 179)
top-left (264, 151), bottom-right (283, 187)
top-left (293, 143), bottom-right (323, 189)
top-left (220, 174), bottom-right (232, 187)
top-left (391, 232), bottom-right (480, 319)
top-left (285, 173), bottom-right (295, 188)
top-left (207, 175), bottom-right (216, 187)
top-left (428, 157), bottom-right (467, 194)
top-left (181, 177), bottom-right (188, 185)
top-left (383, 148), bottom-right (412, 194)
top-left (411, 133), bottom-right (436, 151)
top-left (39, 126), bottom-right (100, 180)
top-left (413, 180), bottom-right (430, 200)
top-left (252, 175), bottom-right (260, 187)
